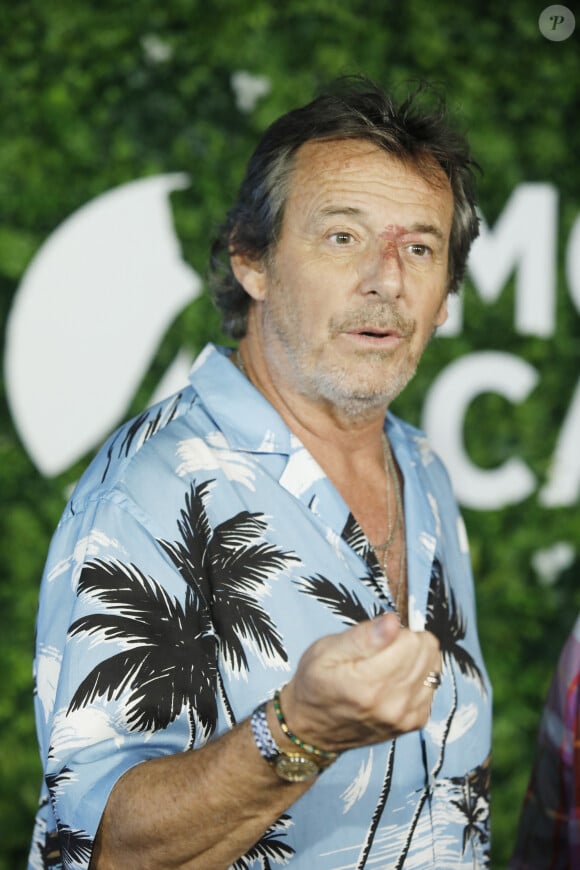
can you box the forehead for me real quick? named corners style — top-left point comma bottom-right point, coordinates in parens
top-left (284, 138), bottom-right (454, 229)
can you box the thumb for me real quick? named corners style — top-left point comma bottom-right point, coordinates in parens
top-left (370, 611), bottom-right (402, 648)
top-left (344, 611), bottom-right (401, 660)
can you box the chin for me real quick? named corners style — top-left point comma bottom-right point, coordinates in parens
top-left (340, 362), bottom-right (417, 402)
top-left (308, 375), bottom-right (407, 419)
top-left (293, 352), bottom-right (418, 412)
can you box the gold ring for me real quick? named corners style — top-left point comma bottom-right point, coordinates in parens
top-left (423, 670), bottom-right (442, 690)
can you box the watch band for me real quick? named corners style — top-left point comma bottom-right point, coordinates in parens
top-left (250, 701), bottom-right (280, 763)
top-left (250, 700), bottom-right (325, 782)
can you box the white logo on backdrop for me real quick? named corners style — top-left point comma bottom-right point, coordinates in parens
top-left (4, 174), bottom-right (200, 475)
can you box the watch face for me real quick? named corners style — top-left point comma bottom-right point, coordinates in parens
top-left (275, 752), bottom-right (319, 782)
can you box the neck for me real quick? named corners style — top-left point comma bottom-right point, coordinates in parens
top-left (235, 338), bottom-right (389, 459)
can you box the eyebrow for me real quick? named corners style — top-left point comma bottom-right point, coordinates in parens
top-left (316, 208), bottom-right (446, 241)
top-left (407, 223), bottom-right (446, 241)
top-left (314, 206), bottom-right (365, 222)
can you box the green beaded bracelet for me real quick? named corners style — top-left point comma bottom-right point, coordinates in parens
top-left (273, 689), bottom-right (339, 763)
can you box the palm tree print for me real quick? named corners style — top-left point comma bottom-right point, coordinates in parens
top-left (451, 780), bottom-right (489, 867)
top-left (65, 479), bottom-right (301, 868)
top-left (161, 481), bottom-right (300, 868)
top-left (394, 557), bottom-right (488, 869)
top-left (39, 829), bottom-right (61, 869)
top-left (341, 513), bottom-right (391, 606)
top-left (450, 759), bottom-right (491, 867)
top-left (37, 768), bottom-right (93, 870)
top-left (51, 825), bottom-right (92, 870)
top-left (68, 558), bottom-right (219, 742)
top-left (100, 394), bottom-right (183, 484)
top-left (426, 557), bottom-right (487, 768)
top-left (297, 573), bottom-right (382, 625)
top-left (232, 815), bottom-right (294, 869)
top-left (160, 480), bottom-right (299, 674)
top-left (68, 480), bottom-right (299, 743)
top-left (38, 825), bottom-right (91, 870)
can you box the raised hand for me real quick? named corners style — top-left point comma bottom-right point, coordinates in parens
top-left (279, 612), bottom-right (442, 752)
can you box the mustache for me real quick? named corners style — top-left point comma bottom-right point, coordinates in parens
top-left (329, 305), bottom-right (415, 337)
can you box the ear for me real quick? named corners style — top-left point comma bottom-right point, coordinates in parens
top-left (230, 252), bottom-right (268, 302)
top-left (434, 296), bottom-right (448, 328)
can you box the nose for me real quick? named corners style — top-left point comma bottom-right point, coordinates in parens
top-left (358, 240), bottom-right (404, 301)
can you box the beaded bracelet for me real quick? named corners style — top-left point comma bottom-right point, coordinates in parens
top-left (273, 688), bottom-right (339, 763)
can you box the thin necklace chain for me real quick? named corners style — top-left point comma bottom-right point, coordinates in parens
top-left (371, 435), bottom-right (406, 624)
top-left (234, 349), bottom-right (406, 621)
top-left (371, 437), bottom-right (401, 554)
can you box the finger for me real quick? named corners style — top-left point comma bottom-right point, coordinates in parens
top-left (341, 611), bottom-right (402, 661)
top-left (354, 626), bottom-right (440, 695)
top-left (370, 611), bottom-right (402, 647)
top-left (423, 630), bottom-right (443, 672)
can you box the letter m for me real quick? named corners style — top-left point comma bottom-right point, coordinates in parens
top-left (442, 184), bottom-right (558, 337)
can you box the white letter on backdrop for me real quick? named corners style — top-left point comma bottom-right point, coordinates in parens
top-left (540, 378), bottom-right (580, 507)
top-left (439, 184), bottom-right (558, 338)
top-left (422, 352), bottom-right (538, 510)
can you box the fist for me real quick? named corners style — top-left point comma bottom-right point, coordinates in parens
top-left (280, 613), bottom-right (442, 752)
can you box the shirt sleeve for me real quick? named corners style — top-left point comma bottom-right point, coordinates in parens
top-left (33, 494), bottom-right (216, 867)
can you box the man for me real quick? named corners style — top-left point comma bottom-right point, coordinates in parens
top-left (29, 78), bottom-right (491, 869)
top-left (510, 614), bottom-right (580, 868)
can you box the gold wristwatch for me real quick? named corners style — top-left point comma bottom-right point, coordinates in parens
top-left (273, 750), bottom-right (325, 782)
top-left (250, 701), bottom-right (333, 782)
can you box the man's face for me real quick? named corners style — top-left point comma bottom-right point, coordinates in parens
top-left (241, 138), bottom-right (454, 418)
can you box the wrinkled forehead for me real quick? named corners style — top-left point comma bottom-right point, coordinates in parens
top-left (281, 138), bottom-right (454, 234)
top-left (288, 137), bottom-right (452, 196)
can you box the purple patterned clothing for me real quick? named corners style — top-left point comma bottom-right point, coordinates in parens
top-left (510, 615), bottom-right (580, 868)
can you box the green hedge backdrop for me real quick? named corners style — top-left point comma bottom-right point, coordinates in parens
top-left (2, 2), bottom-right (580, 866)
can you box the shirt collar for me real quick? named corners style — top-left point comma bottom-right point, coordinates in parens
top-left (188, 343), bottom-right (292, 454)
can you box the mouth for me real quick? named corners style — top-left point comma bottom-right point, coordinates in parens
top-left (352, 327), bottom-right (399, 338)
top-left (344, 326), bottom-right (403, 345)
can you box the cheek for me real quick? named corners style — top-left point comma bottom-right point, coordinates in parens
top-left (412, 306), bottom-right (442, 347)
top-left (287, 282), bottom-right (331, 323)
top-left (269, 260), bottom-right (340, 337)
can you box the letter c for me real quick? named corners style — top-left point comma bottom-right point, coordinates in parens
top-left (422, 352), bottom-right (538, 510)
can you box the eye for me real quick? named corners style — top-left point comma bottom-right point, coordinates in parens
top-left (329, 231), bottom-right (354, 245)
top-left (408, 243), bottom-right (430, 257)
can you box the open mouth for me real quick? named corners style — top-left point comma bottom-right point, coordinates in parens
top-left (357, 328), bottom-right (392, 337)
top-left (350, 327), bottom-right (399, 339)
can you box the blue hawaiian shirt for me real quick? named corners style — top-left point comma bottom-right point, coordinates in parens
top-left (29, 343), bottom-right (492, 869)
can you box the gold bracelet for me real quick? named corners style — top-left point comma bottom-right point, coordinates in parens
top-left (272, 689), bottom-right (339, 763)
